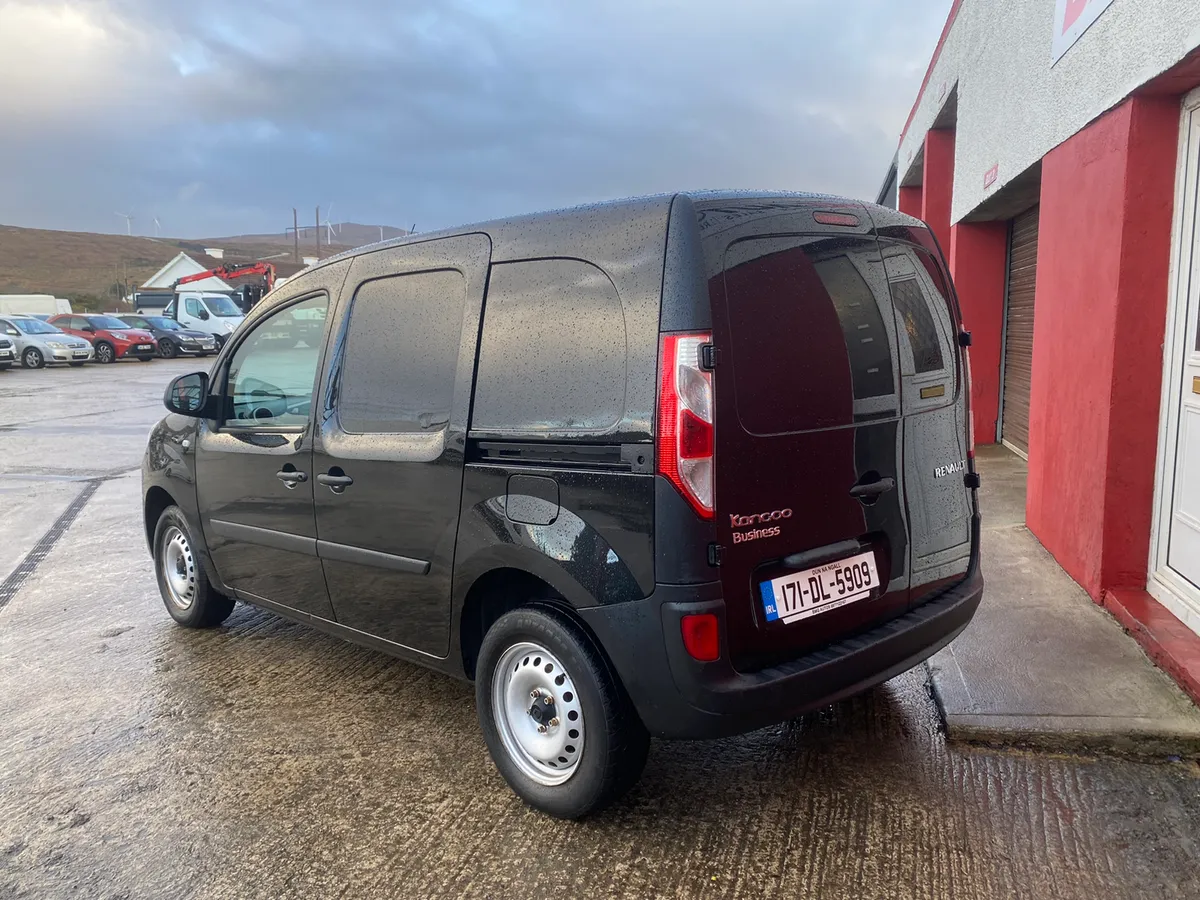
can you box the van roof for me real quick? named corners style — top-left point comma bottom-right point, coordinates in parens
top-left (306, 191), bottom-right (919, 273)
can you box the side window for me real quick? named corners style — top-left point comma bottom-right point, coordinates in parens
top-left (73, 317), bottom-right (91, 330)
top-left (337, 270), bottom-right (466, 434)
top-left (225, 294), bottom-right (328, 428)
top-left (472, 259), bottom-right (626, 435)
top-left (185, 297), bottom-right (203, 318)
top-left (1, 320), bottom-right (17, 336)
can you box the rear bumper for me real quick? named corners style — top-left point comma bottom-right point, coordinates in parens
top-left (578, 517), bottom-right (983, 739)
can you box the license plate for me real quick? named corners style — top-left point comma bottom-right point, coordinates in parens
top-left (73, 352), bottom-right (88, 358)
top-left (0, 351), bottom-right (11, 358)
top-left (137, 344), bottom-right (152, 351)
top-left (760, 551), bottom-right (880, 624)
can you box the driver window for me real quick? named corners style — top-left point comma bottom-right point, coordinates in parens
top-left (185, 297), bottom-right (203, 318)
top-left (1, 321), bottom-right (18, 336)
top-left (225, 294), bottom-right (328, 428)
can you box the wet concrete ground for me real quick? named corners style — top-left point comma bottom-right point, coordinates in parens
top-left (2, 360), bottom-right (1200, 900)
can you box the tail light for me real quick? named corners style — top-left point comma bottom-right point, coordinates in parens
top-left (680, 613), bottom-right (720, 661)
top-left (658, 332), bottom-right (714, 518)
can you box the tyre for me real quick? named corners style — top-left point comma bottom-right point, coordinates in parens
top-left (94, 341), bottom-right (115, 364)
top-left (21, 347), bottom-right (44, 369)
top-left (68, 362), bottom-right (86, 367)
top-left (152, 506), bottom-right (235, 628)
top-left (0, 362), bottom-right (11, 371)
top-left (138, 356), bottom-right (153, 362)
top-left (159, 339), bottom-right (178, 359)
top-left (476, 607), bottom-right (649, 819)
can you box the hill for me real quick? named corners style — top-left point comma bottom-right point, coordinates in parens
top-left (0, 222), bottom-right (399, 310)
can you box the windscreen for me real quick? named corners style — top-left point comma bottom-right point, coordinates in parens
top-left (203, 296), bottom-right (242, 317)
top-left (16, 319), bottom-right (60, 334)
top-left (720, 234), bottom-right (900, 435)
top-left (90, 316), bottom-right (130, 329)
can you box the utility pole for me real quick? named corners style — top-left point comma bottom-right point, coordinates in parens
top-left (316, 206), bottom-right (321, 258)
top-left (293, 208), bottom-right (299, 263)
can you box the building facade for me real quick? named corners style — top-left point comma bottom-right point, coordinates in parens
top-left (879, 0), bottom-right (1200, 694)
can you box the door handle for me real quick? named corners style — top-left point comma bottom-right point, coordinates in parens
top-left (849, 477), bottom-right (895, 499)
top-left (317, 471), bottom-right (354, 494)
top-left (275, 469), bottom-right (308, 487)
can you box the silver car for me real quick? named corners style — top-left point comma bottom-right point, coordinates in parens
top-left (0, 315), bottom-right (94, 368)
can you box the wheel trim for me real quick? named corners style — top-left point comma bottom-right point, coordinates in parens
top-left (492, 641), bottom-right (585, 786)
top-left (161, 526), bottom-right (197, 611)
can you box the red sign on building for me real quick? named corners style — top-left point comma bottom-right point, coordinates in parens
top-left (1053, 0), bottom-right (1116, 63)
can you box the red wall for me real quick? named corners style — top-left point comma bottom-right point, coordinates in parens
top-left (1025, 97), bottom-right (1179, 598)
top-left (921, 130), bottom-right (956, 251)
top-left (949, 222), bottom-right (1008, 444)
top-left (898, 186), bottom-right (923, 218)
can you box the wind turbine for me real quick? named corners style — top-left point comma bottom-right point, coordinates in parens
top-left (115, 212), bottom-right (134, 235)
top-left (323, 201), bottom-right (337, 243)
top-left (153, 216), bottom-right (161, 237)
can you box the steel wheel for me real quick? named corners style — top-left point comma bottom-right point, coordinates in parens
top-left (160, 525), bottom-right (197, 611)
top-left (491, 641), bottom-right (586, 786)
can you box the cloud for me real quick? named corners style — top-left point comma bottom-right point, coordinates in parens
top-left (0, 0), bottom-right (950, 236)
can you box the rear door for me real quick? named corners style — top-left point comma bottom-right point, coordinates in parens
top-left (703, 202), bottom-right (912, 671)
top-left (311, 234), bottom-right (490, 657)
top-left (878, 233), bottom-right (973, 604)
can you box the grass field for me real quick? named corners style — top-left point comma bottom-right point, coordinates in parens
top-left (0, 224), bottom-right (358, 309)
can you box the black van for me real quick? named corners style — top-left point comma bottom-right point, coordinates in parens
top-left (143, 192), bottom-right (983, 818)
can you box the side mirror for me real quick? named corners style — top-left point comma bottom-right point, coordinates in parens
top-left (164, 372), bottom-right (211, 417)
top-left (198, 310), bottom-right (210, 321)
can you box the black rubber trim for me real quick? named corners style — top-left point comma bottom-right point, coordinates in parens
top-left (208, 519), bottom-right (316, 556)
top-left (469, 440), bottom-right (649, 472)
top-left (316, 539), bottom-right (430, 575)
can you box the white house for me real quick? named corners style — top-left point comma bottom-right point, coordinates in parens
top-left (141, 252), bottom-right (232, 293)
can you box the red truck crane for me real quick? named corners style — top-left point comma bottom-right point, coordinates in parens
top-left (172, 261), bottom-right (277, 312)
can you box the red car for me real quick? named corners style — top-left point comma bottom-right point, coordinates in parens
top-left (49, 314), bottom-right (158, 364)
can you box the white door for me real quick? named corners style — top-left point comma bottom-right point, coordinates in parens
top-left (1168, 182), bottom-right (1200, 587)
top-left (1152, 91), bottom-right (1200, 630)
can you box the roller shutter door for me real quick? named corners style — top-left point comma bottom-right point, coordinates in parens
top-left (1001, 205), bottom-right (1039, 457)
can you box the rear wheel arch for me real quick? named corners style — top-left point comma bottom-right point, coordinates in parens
top-left (459, 567), bottom-right (608, 681)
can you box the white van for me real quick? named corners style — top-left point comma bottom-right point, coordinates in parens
top-left (164, 292), bottom-right (245, 347)
top-left (0, 295), bottom-right (72, 316)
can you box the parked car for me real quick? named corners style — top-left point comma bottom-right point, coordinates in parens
top-left (117, 314), bottom-right (217, 359)
top-left (163, 292), bottom-right (245, 348)
top-left (0, 315), bottom-right (93, 368)
top-left (0, 335), bottom-right (14, 370)
top-left (142, 192), bottom-right (983, 819)
top-left (49, 313), bottom-right (157, 363)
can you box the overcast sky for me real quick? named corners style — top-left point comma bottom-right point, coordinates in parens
top-left (0, 0), bottom-right (949, 238)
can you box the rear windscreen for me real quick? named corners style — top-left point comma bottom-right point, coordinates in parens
top-left (720, 234), bottom-right (958, 435)
top-left (721, 234), bottom-right (898, 435)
